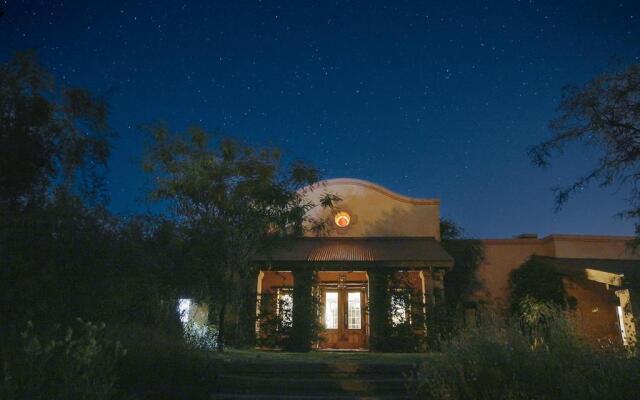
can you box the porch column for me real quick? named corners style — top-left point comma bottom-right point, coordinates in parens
top-left (255, 270), bottom-right (264, 335)
top-left (419, 269), bottom-right (430, 333)
top-left (289, 267), bottom-right (315, 352)
top-left (616, 288), bottom-right (638, 349)
top-left (368, 269), bottom-right (392, 351)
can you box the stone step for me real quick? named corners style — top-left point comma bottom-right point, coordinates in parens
top-left (210, 394), bottom-right (412, 400)
top-left (217, 361), bottom-right (416, 378)
top-left (212, 374), bottom-right (407, 396)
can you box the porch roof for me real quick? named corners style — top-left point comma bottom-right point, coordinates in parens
top-left (254, 236), bottom-right (454, 269)
top-left (533, 255), bottom-right (640, 287)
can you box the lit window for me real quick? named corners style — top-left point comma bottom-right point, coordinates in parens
top-left (391, 292), bottom-right (410, 326)
top-left (178, 298), bottom-right (192, 324)
top-left (325, 292), bottom-right (339, 329)
top-left (348, 291), bottom-right (361, 329)
top-left (334, 211), bottom-right (350, 228)
top-left (277, 290), bottom-right (293, 327)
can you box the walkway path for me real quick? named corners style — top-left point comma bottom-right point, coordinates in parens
top-left (209, 350), bottom-right (423, 399)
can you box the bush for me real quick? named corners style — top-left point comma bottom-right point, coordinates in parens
top-left (111, 322), bottom-right (219, 400)
top-left (1, 320), bottom-right (128, 400)
top-left (256, 293), bottom-right (293, 349)
top-left (183, 321), bottom-right (218, 351)
top-left (407, 321), bottom-right (640, 400)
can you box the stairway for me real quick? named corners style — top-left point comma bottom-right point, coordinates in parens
top-left (209, 359), bottom-right (416, 399)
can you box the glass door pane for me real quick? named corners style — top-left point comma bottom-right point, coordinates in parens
top-left (325, 291), bottom-right (339, 329)
top-left (347, 291), bottom-right (361, 329)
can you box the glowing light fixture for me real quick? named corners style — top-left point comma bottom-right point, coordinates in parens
top-left (334, 211), bottom-right (350, 228)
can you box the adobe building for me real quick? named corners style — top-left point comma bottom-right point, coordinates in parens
top-left (250, 178), bottom-right (639, 350)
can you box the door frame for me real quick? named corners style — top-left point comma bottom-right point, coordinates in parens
top-left (318, 282), bottom-right (368, 349)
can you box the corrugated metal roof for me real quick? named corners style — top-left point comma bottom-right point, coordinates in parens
top-left (254, 237), bottom-right (454, 268)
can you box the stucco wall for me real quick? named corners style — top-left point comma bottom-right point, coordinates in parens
top-left (477, 239), bottom-right (548, 307)
top-left (300, 178), bottom-right (441, 239)
top-left (549, 235), bottom-right (639, 259)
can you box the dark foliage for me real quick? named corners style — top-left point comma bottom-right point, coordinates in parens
top-left (0, 52), bottom-right (184, 398)
top-left (424, 219), bottom-right (485, 348)
top-left (529, 63), bottom-right (640, 243)
top-left (440, 219), bottom-right (485, 311)
top-left (256, 293), bottom-right (293, 349)
top-left (509, 257), bottom-right (571, 313)
top-left (408, 322), bottom-right (640, 400)
top-left (143, 124), bottom-right (334, 351)
top-left (2, 320), bottom-right (128, 400)
top-left (0, 51), bottom-right (113, 209)
top-left (368, 271), bottom-right (426, 352)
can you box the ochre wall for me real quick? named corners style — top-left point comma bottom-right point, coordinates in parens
top-left (478, 238), bottom-right (548, 307)
top-left (261, 271), bottom-right (294, 293)
top-left (300, 178), bottom-right (441, 239)
top-left (563, 277), bottom-right (622, 345)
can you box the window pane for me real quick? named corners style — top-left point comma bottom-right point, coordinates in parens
top-left (348, 291), bottom-right (361, 329)
top-left (277, 292), bottom-right (293, 327)
top-left (391, 294), bottom-right (408, 326)
top-left (325, 292), bottom-right (338, 329)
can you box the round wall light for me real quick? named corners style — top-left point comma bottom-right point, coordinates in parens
top-left (334, 211), bottom-right (351, 228)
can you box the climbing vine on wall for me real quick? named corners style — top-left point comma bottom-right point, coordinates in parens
top-left (287, 269), bottom-right (323, 352)
top-left (369, 270), bottom-right (426, 352)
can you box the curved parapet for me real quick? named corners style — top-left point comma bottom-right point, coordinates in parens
top-left (300, 178), bottom-right (441, 239)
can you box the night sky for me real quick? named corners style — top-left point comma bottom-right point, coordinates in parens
top-left (2, 1), bottom-right (640, 238)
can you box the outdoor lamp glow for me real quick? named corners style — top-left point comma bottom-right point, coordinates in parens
top-left (334, 211), bottom-right (350, 228)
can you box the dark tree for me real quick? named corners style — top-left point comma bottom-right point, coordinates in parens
top-left (143, 124), bottom-right (329, 351)
top-left (440, 219), bottom-right (485, 310)
top-left (0, 51), bottom-right (113, 208)
top-left (529, 63), bottom-right (640, 240)
top-left (0, 52), bottom-right (179, 338)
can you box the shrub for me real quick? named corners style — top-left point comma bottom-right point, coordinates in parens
top-left (111, 323), bottom-right (219, 400)
top-left (407, 321), bottom-right (640, 400)
top-left (183, 321), bottom-right (219, 351)
top-left (256, 293), bottom-right (293, 349)
top-left (1, 320), bottom-right (128, 400)
top-left (509, 258), bottom-right (574, 314)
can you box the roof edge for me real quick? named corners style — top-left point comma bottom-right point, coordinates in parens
top-left (482, 234), bottom-right (635, 244)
